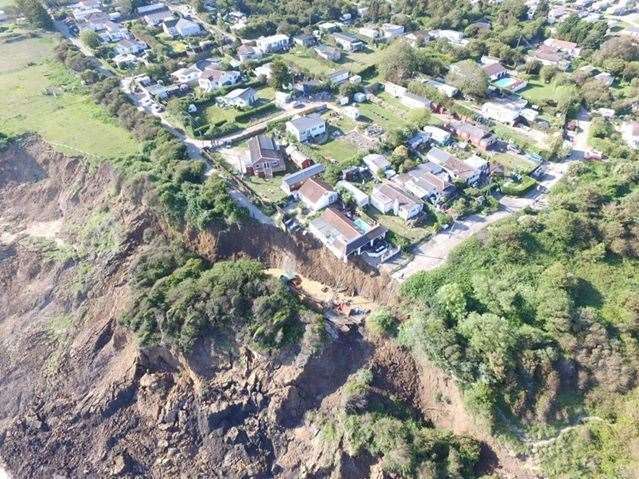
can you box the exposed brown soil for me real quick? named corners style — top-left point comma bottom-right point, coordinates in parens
top-left (0, 136), bottom-right (536, 478)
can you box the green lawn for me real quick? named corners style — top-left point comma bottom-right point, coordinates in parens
top-left (0, 0), bottom-right (14, 9)
top-left (520, 78), bottom-right (575, 107)
top-left (244, 175), bottom-right (287, 203)
top-left (357, 94), bottom-right (410, 129)
top-left (0, 33), bottom-right (138, 159)
top-left (257, 86), bottom-right (275, 100)
top-left (314, 137), bottom-right (359, 162)
top-left (365, 206), bottom-right (433, 243)
top-left (342, 47), bottom-right (385, 78)
top-left (281, 47), bottom-right (340, 76)
top-left (204, 104), bottom-right (237, 124)
top-left (323, 110), bottom-right (357, 133)
top-left (492, 153), bottom-right (538, 175)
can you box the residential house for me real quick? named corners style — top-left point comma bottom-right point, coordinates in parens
top-left (528, 45), bottom-right (571, 70)
top-left (381, 23), bottom-right (404, 39)
top-left (543, 38), bottom-right (581, 57)
top-left (336, 181), bottom-right (369, 207)
top-left (198, 69), bottom-right (241, 92)
top-left (172, 65), bottom-right (201, 85)
top-left (406, 131), bottom-right (430, 151)
top-left (426, 147), bottom-right (487, 185)
top-left (281, 163), bottom-right (325, 194)
top-left (286, 114), bottom-right (326, 142)
top-left (237, 44), bottom-right (262, 62)
top-left (362, 153), bottom-right (391, 175)
top-left (482, 62), bottom-right (508, 81)
top-left (481, 101), bottom-right (522, 125)
top-left (358, 26), bottom-right (380, 41)
top-left (332, 32), bottom-right (364, 51)
top-left (293, 33), bottom-right (316, 47)
top-left (328, 69), bottom-right (350, 85)
top-left (137, 3), bottom-right (167, 15)
top-left (194, 57), bottom-right (222, 71)
top-left (318, 21), bottom-right (341, 33)
top-left (79, 11), bottom-right (110, 31)
top-left (142, 5), bottom-right (174, 27)
top-left (430, 29), bottom-right (465, 44)
top-left (217, 87), bottom-right (257, 108)
top-left (244, 135), bottom-right (286, 177)
top-left (285, 145), bottom-right (313, 169)
top-left (392, 163), bottom-right (457, 205)
top-left (449, 120), bottom-right (496, 151)
top-left (309, 207), bottom-right (387, 262)
top-left (297, 177), bottom-right (338, 211)
top-left (384, 82), bottom-right (434, 110)
top-left (144, 82), bottom-right (179, 100)
top-left (424, 79), bottom-right (459, 98)
top-left (405, 30), bottom-right (430, 47)
top-left (115, 38), bottom-right (148, 55)
top-left (98, 21), bottom-right (130, 42)
top-left (256, 34), bottom-right (289, 53)
top-left (163, 17), bottom-right (201, 37)
top-left (314, 44), bottom-right (341, 61)
top-left (113, 53), bottom-right (140, 67)
top-left (423, 125), bottom-right (452, 146)
top-left (370, 182), bottom-right (423, 220)
top-left (401, 91), bottom-right (433, 109)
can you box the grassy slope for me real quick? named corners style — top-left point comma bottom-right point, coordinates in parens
top-left (0, 33), bottom-right (137, 159)
top-left (400, 159), bottom-right (639, 476)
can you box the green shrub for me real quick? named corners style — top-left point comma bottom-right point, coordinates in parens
top-left (365, 309), bottom-right (398, 338)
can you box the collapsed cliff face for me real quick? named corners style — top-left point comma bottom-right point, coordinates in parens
top-left (0, 137), bottom-right (400, 478)
top-left (0, 137), bottom-right (537, 478)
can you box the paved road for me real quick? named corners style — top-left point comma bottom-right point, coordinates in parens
top-left (392, 159), bottom-right (577, 281)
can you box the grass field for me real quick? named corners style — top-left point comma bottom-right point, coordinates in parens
top-left (0, 33), bottom-right (138, 159)
top-left (520, 78), bottom-right (576, 107)
top-left (0, 0), bottom-right (14, 9)
top-left (492, 153), bottom-right (538, 174)
top-left (358, 93), bottom-right (410, 129)
top-left (244, 175), bottom-right (287, 203)
top-left (281, 47), bottom-right (340, 76)
top-left (314, 137), bottom-right (359, 162)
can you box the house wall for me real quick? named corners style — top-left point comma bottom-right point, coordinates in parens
top-left (370, 194), bottom-right (392, 214)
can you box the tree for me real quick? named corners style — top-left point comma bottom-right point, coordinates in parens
top-left (523, 59), bottom-right (542, 75)
top-left (268, 60), bottom-right (291, 90)
top-left (539, 65), bottom-right (558, 83)
top-left (581, 79), bottom-right (612, 109)
top-left (15, 0), bottom-right (52, 29)
top-left (459, 312), bottom-right (519, 382)
top-left (378, 40), bottom-right (418, 84)
top-left (595, 37), bottom-right (639, 63)
top-left (445, 60), bottom-right (489, 98)
top-left (434, 283), bottom-right (467, 322)
top-left (80, 30), bottom-right (101, 49)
